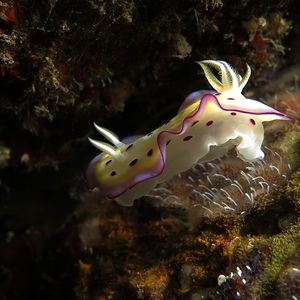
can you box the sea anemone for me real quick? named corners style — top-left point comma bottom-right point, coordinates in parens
top-left (146, 146), bottom-right (290, 219)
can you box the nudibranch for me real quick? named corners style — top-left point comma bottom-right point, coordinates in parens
top-left (86, 60), bottom-right (291, 206)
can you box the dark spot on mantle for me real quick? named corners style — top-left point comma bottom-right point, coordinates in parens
top-left (129, 159), bottom-right (138, 167)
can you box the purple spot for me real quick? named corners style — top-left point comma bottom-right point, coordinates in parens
top-left (110, 171), bottom-right (117, 176)
top-left (183, 136), bottom-right (193, 141)
top-left (166, 140), bottom-right (171, 146)
top-left (105, 160), bottom-right (112, 166)
top-left (206, 120), bottom-right (213, 126)
top-left (250, 118), bottom-right (256, 125)
top-left (231, 112), bottom-right (237, 116)
top-left (129, 159), bottom-right (138, 167)
top-left (147, 149), bottom-right (153, 157)
top-left (191, 120), bottom-right (199, 127)
top-left (126, 144), bottom-right (133, 151)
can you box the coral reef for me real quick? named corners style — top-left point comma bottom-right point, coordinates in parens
top-left (0, 0), bottom-right (300, 299)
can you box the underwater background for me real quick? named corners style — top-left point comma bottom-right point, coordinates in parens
top-left (1, 0), bottom-right (300, 299)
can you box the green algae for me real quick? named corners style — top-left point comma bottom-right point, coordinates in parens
top-left (251, 223), bottom-right (300, 299)
top-left (285, 170), bottom-right (300, 210)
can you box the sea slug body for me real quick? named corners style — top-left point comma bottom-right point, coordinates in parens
top-left (86, 60), bottom-right (291, 206)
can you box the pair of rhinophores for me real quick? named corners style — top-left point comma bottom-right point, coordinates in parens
top-left (86, 60), bottom-right (291, 206)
